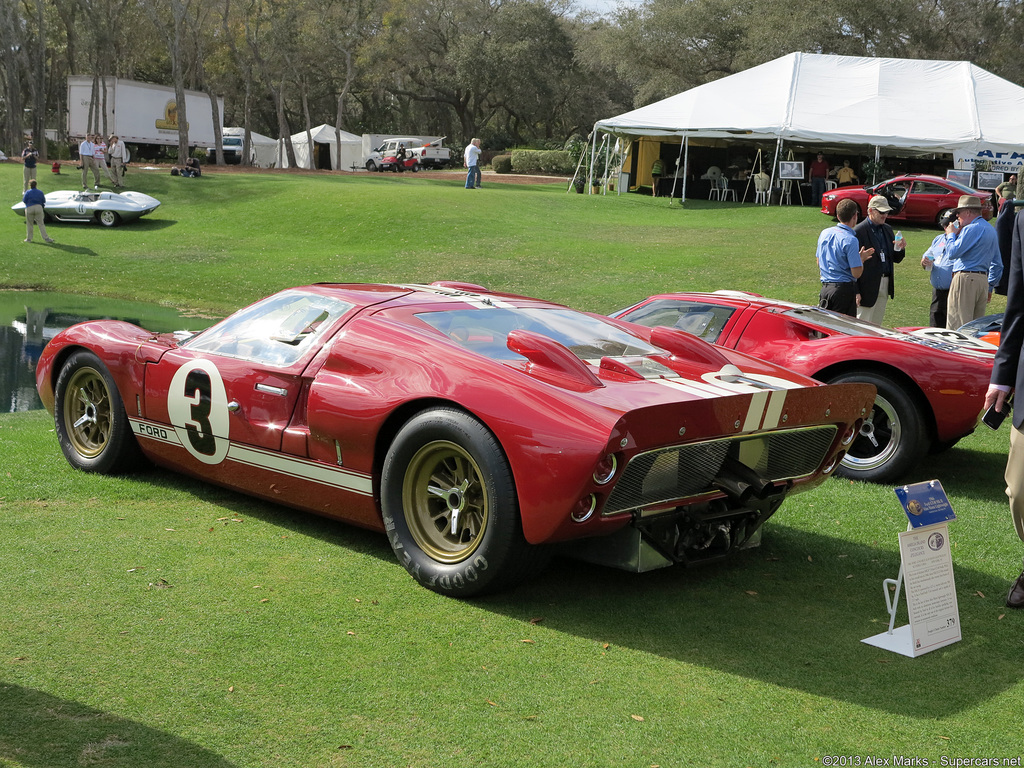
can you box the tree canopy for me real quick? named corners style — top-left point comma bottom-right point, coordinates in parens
top-left (4, 0), bottom-right (1023, 161)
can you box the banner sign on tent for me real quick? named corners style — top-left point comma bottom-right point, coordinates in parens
top-left (954, 149), bottom-right (1024, 173)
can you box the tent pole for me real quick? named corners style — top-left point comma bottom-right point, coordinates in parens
top-left (669, 135), bottom-right (685, 202)
top-left (616, 139), bottom-right (626, 196)
top-left (587, 130), bottom-right (598, 194)
top-left (873, 145), bottom-right (881, 184)
top-left (598, 132), bottom-right (606, 193)
top-left (771, 138), bottom-right (784, 206)
top-left (681, 136), bottom-right (690, 203)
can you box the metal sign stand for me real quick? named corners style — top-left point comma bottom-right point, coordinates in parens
top-left (862, 481), bottom-right (961, 658)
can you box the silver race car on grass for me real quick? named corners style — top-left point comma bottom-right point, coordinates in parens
top-left (12, 189), bottom-right (160, 227)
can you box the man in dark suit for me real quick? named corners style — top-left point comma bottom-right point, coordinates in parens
top-left (986, 207), bottom-right (1024, 607)
top-left (855, 195), bottom-right (906, 325)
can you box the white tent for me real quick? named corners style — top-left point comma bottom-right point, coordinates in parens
top-left (594, 53), bottom-right (1024, 198)
top-left (276, 124), bottom-right (362, 171)
top-left (223, 126), bottom-right (278, 168)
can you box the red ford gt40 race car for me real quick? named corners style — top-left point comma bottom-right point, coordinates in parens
top-left (613, 292), bottom-right (996, 484)
top-left (37, 283), bottom-right (873, 596)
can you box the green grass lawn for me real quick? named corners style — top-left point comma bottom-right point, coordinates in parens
top-left (1, 163), bottom-right (1021, 768)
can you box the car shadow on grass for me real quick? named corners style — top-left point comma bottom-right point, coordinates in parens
top-left (477, 523), bottom-right (1020, 719)
top-left (0, 682), bottom-right (239, 768)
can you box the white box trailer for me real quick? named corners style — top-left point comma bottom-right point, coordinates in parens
top-left (68, 75), bottom-right (223, 147)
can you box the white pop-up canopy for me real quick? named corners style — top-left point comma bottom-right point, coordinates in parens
top-left (223, 126), bottom-right (277, 168)
top-left (593, 52), bottom-right (1024, 198)
top-left (276, 124), bottom-right (362, 171)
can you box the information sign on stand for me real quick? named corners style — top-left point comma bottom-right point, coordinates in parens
top-left (862, 481), bottom-right (961, 657)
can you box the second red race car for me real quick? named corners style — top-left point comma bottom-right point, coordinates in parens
top-left (613, 291), bottom-right (996, 484)
top-left (820, 174), bottom-right (993, 227)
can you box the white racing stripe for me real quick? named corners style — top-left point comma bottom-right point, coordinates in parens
top-left (651, 377), bottom-right (791, 433)
top-left (742, 390), bottom-right (770, 431)
top-left (129, 417), bottom-right (373, 496)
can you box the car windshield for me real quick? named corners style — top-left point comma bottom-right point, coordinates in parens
top-left (415, 307), bottom-right (658, 361)
top-left (617, 299), bottom-right (736, 343)
top-left (183, 290), bottom-right (353, 366)
top-left (781, 307), bottom-right (893, 337)
top-left (224, 138), bottom-right (243, 146)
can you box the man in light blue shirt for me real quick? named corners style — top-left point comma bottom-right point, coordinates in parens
top-left (945, 195), bottom-right (1002, 329)
top-left (920, 210), bottom-right (956, 327)
top-left (816, 198), bottom-right (874, 316)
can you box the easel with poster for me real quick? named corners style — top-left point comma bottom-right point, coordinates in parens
top-left (862, 480), bottom-right (961, 658)
top-left (778, 149), bottom-right (805, 206)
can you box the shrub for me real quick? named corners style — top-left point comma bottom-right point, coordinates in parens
top-left (492, 154), bottom-right (512, 174)
top-left (193, 148), bottom-right (208, 162)
top-left (510, 149), bottom-right (573, 175)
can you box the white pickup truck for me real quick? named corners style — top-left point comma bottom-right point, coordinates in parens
top-left (365, 138), bottom-right (451, 171)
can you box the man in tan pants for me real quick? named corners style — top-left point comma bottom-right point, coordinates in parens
top-left (985, 205), bottom-right (1024, 607)
top-left (79, 134), bottom-right (100, 189)
top-left (22, 180), bottom-right (54, 244)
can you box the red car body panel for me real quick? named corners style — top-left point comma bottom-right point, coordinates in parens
top-left (37, 284), bottom-right (874, 555)
top-left (614, 292), bottom-right (994, 447)
top-left (820, 174), bottom-right (993, 226)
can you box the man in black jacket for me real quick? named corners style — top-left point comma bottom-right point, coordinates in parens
top-left (855, 195), bottom-right (906, 325)
top-left (985, 207), bottom-right (1024, 607)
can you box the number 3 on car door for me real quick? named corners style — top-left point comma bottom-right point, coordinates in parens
top-left (167, 359), bottom-right (230, 464)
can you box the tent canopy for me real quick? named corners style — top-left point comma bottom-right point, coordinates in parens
top-left (277, 123), bottom-right (362, 170)
top-left (595, 52), bottom-right (1024, 156)
top-left (223, 126), bottom-right (277, 167)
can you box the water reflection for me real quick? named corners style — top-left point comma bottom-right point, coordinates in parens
top-left (1, 291), bottom-right (216, 413)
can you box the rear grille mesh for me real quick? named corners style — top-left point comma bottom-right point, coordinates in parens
top-left (604, 426), bottom-right (837, 515)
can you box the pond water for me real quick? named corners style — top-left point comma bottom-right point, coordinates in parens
top-left (1, 291), bottom-right (217, 413)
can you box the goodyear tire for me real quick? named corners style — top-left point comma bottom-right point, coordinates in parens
top-left (381, 408), bottom-right (542, 596)
top-left (53, 350), bottom-right (141, 474)
top-left (365, 160), bottom-right (376, 172)
top-left (828, 371), bottom-right (925, 483)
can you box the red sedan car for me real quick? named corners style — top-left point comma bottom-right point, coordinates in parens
top-left (36, 283), bottom-right (873, 596)
top-left (820, 174), bottom-right (993, 227)
top-left (613, 292), bottom-right (996, 483)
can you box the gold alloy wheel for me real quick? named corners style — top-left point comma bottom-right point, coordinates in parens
top-left (63, 365), bottom-right (113, 458)
top-left (402, 440), bottom-right (489, 563)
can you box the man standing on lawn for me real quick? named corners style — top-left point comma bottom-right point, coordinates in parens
top-left (21, 139), bottom-right (39, 193)
top-left (816, 198), bottom-right (874, 317)
top-left (984, 207), bottom-right (1024, 607)
top-left (855, 195), bottom-right (906, 325)
top-left (944, 195), bottom-right (1002, 329)
top-left (464, 138), bottom-right (481, 190)
top-left (79, 134), bottom-right (99, 190)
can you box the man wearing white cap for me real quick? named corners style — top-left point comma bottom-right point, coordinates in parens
top-left (854, 194), bottom-right (906, 325)
top-left (944, 195), bottom-right (1002, 329)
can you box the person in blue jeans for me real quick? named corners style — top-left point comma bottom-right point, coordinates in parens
top-left (464, 138), bottom-right (481, 189)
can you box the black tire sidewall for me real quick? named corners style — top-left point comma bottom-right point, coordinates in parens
top-left (54, 349), bottom-right (138, 474)
top-left (381, 409), bottom-right (524, 596)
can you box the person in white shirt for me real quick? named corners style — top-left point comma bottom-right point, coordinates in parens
top-left (79, 134), bottom-right (99, 189)
top-left (108, 135), bottom-right (127, 188)
top-left (464, 138), bottom-right (481, 190)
